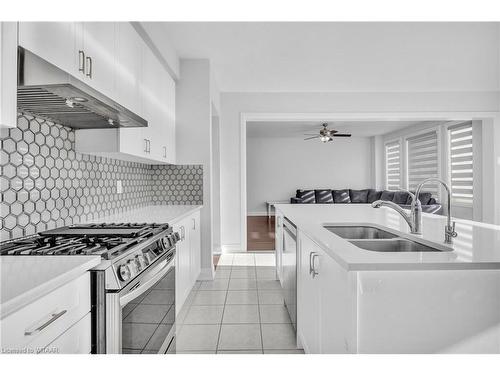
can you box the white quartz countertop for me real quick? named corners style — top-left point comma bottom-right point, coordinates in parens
top-left (0, 256), bottom-right (101, 319)
top-left (275, 204), bottom-right (500, 271)
top-left (87, 205), bottom-right (203, 225)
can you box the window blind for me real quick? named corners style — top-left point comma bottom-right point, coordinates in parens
top-left (385, 141), bottom-right (401, 191)
top-left (406, 131), bottom-right (439, 196)
top-left (448, 122), bottom-right (474, 206)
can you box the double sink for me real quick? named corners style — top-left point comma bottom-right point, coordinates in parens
top-left (324, 225), bottom-right (452, 252)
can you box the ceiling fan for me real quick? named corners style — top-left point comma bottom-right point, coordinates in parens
top-left (304, 123), bottom-right (352, 143)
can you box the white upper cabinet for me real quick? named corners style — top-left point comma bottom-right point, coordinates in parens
top-left (77, 22), bottom-right (117, 99)
top-left (0, 22), bottom-right (18, 129)
top-left (140, 43), bottom-right (176, 164)
top-left (18, 21), bottom-right (176, 165)
top-left (115, 23), bottom-right (143, 116)
top-left (161, 67), bottom-right (176, 164)
top-left (18, 22), bottom-right (77, 75)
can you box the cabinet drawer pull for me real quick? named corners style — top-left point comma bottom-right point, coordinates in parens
top-left (24, 310), bottom-right (67, 336)
top-left (309, 252), bottom-right (319, 278)
top-left (143, 139), bottom-right (148, 153)
top-left (85, 56), bottom-right (93, 78)
top-left (78, 50), bottom-right (85, 73)
top-left (163, 146), bottom-right (167, 158)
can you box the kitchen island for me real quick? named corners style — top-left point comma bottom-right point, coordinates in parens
top-left (275, 204), bottom-right (500, 354)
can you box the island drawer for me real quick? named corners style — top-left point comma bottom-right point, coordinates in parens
top-left (0, 272), bottom-right (91, 352)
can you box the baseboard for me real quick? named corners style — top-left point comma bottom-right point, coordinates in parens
top-left (247, 211), bottom-right (268, 217)
top-left (198, 267), bottom-right (214, 281)
top-left (221, 244), bottom-right (245, 253)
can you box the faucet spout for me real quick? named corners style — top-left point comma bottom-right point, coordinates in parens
top-left (371, 199), bottom-right (419, 234)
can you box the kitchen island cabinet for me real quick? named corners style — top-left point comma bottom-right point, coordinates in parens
top-left (277, 204), bottom-right (500, 354)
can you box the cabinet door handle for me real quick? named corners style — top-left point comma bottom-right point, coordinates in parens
top-left (85, 56), bottom-right (93, 78)
top-left (147, 139), bottom-right (151, 153)
top-left (309, 252), bottom-right (319, 278)
top-left (163, 146), bottom-right (167, 158)
top-left (24, 310), bottom-right (67, 336)
top-left (143, 139), bottom-right (148, 153)
top-left (192, 218), bottom-right (196, 230)
top-left (78, 50), bottom-right (85, 74)
top-left (180, 226), bottom-right (185, 240)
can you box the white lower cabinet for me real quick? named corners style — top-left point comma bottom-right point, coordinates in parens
top-left (0, 273), bottom-right (91, 354)
top-left (45, 313), bottom-right (91, 354)
top-left (297, 232), bottom-right (321, 353)
top-left (173, 210), bottom-right (201, 315)
top-left (297, 230), bottom-right (354, 354)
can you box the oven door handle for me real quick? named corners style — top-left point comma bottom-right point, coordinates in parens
top-left (119, 257), bottom-right (174, 307)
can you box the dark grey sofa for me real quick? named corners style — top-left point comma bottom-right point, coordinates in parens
top-left (290, 188), bottom-right (443, 214)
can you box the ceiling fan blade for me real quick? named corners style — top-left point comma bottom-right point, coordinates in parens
top-left (304, 136), bottom-right (320, 140)
top-left (303, 134), bottom-right (319, 136)
top-left (329, 129), bottom-right (338, 134)
top-left (332, 133), bottom-right (351, 137)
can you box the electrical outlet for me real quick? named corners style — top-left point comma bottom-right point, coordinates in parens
top-left (117, 180), bottom-right (123, 194)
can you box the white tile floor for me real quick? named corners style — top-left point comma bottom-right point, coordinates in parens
top-left (175, 252), bottom-right (304, 354)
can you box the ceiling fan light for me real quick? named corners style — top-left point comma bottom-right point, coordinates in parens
top-left (320, 136), bottom-right (330, 143)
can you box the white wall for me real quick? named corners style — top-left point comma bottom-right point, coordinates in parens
top-left (246, 136), bottom-right (373, 214)
top-left (211, 113), bottom-right (222, 253)
top-left (220, 91), bottom-right (500, 250)
top-left (176, 59), bottom-right (214, 278)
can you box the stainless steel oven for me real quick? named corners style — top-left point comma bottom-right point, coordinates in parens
top-left (103, 248), bottom-right (176, 354)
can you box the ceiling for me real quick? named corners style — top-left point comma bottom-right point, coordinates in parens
top-left (246, 120), bottom-right (428, 138)
top-left (157, 22), bottom-right (498, 92)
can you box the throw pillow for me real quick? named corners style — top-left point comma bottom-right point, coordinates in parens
top-left (392, 191), bottom-right (410, 205)
top-left (380, 190), bottom-right (395, 201)
top-left (350, 189), bottom-right (369, 203)
top-left (367, 189), bottom-right (382, 203)
top-left (315, 189), bottom-right (334, 203)
top-left (296, 189), bottom-right (316, 203)
top-left (333, 189), bottom-right (351, 203)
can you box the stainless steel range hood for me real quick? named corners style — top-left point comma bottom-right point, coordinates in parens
top-left (17, 47), bottom-right (147, 129)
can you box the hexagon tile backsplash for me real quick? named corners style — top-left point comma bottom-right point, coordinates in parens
top-left (0, 115), bottom-right (203, 241)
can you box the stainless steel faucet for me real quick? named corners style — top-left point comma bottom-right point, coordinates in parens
top-left (372, 177), bottom-right (458, 244)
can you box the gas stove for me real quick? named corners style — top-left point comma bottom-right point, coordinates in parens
top-left (0, 223), bottom-right (180, 290)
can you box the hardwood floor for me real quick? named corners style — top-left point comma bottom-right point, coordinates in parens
top-left (247, 216), bottom-right (275, 251)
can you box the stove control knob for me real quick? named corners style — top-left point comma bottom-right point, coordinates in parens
top-left (118, 264), bottom-right (131, 281)
top-left (127, 259), bottom-right (137, 277)
top-left (161, 236), bottom-right (171, 249)
top-left (143, 253), bottom-right (151, 265)
top-left (135, 255), bottom-right (145, 270)
top-left (173, 232), bottom-right (180, 243)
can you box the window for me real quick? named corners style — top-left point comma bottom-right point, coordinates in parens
top-left (385, 141), bottom-right (401, 190)
top-left (448, 122), bottom-right (474, 206)
top-left (406, 130), bottom-right (439, 197)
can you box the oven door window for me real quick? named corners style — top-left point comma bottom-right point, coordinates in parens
top-left (122, 264), bottom-right (175, 354)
